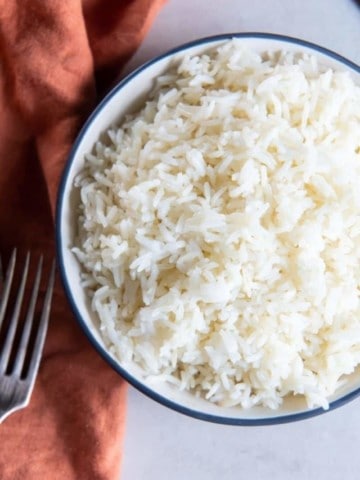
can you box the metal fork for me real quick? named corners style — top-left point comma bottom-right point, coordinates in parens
top-left (0, 250), bottom-right (55, 423)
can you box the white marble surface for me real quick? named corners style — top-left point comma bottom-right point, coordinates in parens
top-left (121, 1), bottom-right (360, 479)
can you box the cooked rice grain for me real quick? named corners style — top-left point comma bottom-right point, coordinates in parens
top-left (74, 40), bottom-right (360, 409)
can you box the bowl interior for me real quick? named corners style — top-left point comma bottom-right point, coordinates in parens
top-left (57, 34), bottom-right (360, 424)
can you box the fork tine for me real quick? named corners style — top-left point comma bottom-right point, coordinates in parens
top-left (25, 260), bottom-right (55, 384)
top-left (0, 249), bottom-right (17, 330)
top-left (0, 252), bottom-right (30, 374)
top-left (13, 256), bottom-right (43, 377)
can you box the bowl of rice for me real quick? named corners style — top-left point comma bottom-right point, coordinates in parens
top-left (56, 33), bottom-right (360, 425)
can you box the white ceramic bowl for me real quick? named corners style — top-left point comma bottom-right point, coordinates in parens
top-left (56, 33), bottom-right (360, 425)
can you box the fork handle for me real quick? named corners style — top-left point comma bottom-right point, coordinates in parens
top-left (0, 408), bottom-right (7, 423)
top-left (0, 404), bottom-right (27, 424)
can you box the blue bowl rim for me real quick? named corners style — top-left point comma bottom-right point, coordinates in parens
top-left (56, 32), bottom-right (360, 426)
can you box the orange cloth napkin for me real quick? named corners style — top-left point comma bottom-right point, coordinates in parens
top-left (0, 1), bottom-right (165, 478)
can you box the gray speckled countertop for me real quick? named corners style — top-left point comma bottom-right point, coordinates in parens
top-left (121, 1), bottom-right (360, 478)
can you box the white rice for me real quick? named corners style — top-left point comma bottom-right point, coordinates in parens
top-left (73, 40), bottom-right (360, 410)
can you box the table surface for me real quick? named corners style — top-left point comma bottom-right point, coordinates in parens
top-left (121, 1), bottom-right (360, 479)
